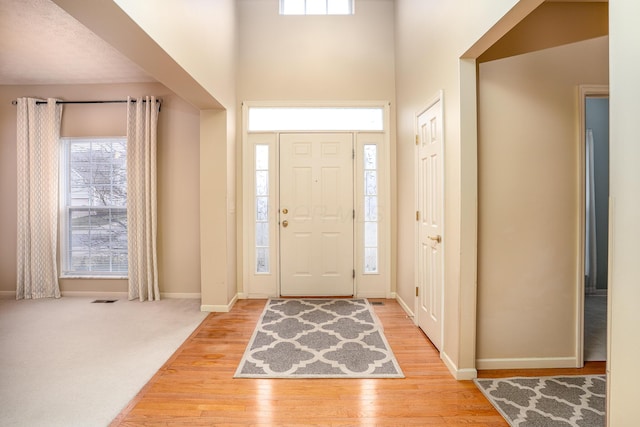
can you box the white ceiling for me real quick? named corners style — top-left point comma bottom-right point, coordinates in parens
top-left (0, 0), bottom-right (155, 85)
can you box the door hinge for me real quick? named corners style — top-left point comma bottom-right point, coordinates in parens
top-left (352, 148), bottom-right (355, 159)
top-left (353, 269), bottom-right (356, 279)
top-left (416, 211), bottom-right (420, 221)
top-left (416, 286), bottom-right (419, 297)
top-left (415, 135), bottom-right (419, 145)
top-left (353, 209), bottom-right (355, 219)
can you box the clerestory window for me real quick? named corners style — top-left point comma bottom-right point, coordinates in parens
top-left (280, 0), bottom-right (354, 15)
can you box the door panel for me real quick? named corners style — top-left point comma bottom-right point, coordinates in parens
top-left (280, 133), bottom-right (354, 296)
top-left (416, 100), bottom-right (444, 350)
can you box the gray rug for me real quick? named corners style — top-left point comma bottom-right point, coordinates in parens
top-left (474, 375), bottom-right (606, 426)
top-left (234, 299), bottom-right (404, 378)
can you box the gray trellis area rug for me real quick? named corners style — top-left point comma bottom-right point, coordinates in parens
top-left (474, 375), bottom-right (606, 427)
top-left (234, 299), bottom-right (404, 378)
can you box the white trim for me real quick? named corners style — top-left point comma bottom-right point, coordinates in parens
top-left (60, 276), bottom-right (128, 280)
top-left (160, 293), bottom-right (201, 299)
top-left (245, 100), bottom-right (389, 110)
top-left (576, 84), bottom-right (609, 368)
top-left (201, 294), bottom-right (238, 312)
top-left (476, 357), bottom-right (578, 370)
top-left (2, 290), bottom-right (202, 300)
top-left (355, 131), bottom-right (390, 297)
top-left (60, 291), bottom-right (128, 298)
top-left (395, 293), bottom-right (415, 319)
top-left (242, 101), bottom-right (391, 300)
top-left (442, 351), bottom-right (477, 380)
top-left (242, 132), bottom-right (279, 298)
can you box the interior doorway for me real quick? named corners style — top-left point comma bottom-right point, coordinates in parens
top-left (581, 87), bottom-right (609, 363)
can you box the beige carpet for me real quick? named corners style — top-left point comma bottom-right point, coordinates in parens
top-left (0, 296), bottom-right (208, 427)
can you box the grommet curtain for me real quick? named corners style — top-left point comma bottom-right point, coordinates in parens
top-left (126, 96), bottom-right (160, 301)
top-left (16, 98), bottom-right (63, 299)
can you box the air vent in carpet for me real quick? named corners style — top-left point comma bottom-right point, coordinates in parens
top-left (92, 299), bottom-right (117, 303)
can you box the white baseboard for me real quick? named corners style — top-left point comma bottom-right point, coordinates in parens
top-left (245, 293), bottom-right (277, 299)
top-left (61, 291), bottom-right (129, 298)
top-left (160, 292), bottom-right (201, 299)
top-left (358, 292), bottom-right (390, 299)
top-left (4, 290), bottom-right (202, 300)
top-left (395, 293), bottom-right (415, 320)
top-left (476, 356), bottom-right (578, 370)
top-left (441, 351), bottom-right (478, 380)
top-left (201, 293), bottom-right (238, 312)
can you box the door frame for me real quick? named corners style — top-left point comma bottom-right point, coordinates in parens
top-left (414, 91), bottom-right (445, 350)
top-left (575, 84), bottom-right (609, 367)
top-left (241, 101), bottom-right (392, 299)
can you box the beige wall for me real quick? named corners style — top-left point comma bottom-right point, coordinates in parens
top-left (236, 0), bottom-right (397, 294)
top-left (113, 0), bottom-right (237, 109)
top-left (238, 0), bottom-right (395, 102)
top-left (476, 36), bottom-right (609, 367)
top-left (52, 0), bottom-right (239, 309)
top-left (394, 0), bottom-right (536, 377)
top-left (608, 0), bottom-right (640, 423)
top-left (0, 82), bottom-right (201, 296)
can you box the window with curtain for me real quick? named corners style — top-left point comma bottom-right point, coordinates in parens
top-left (60, 137), bottom-right (128, 276)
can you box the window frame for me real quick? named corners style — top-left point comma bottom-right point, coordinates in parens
top-left (59, 136), bottom-right (129, 278)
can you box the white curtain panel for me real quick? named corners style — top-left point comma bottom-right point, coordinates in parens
top-left (585, 128), bottom-right (597, 295)
top-left (16, 98), bottom-right (62, 299)
top-left (126, 96), bottom-right (160, 301)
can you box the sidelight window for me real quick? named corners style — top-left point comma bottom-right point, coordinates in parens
top-left (363, 144), bottom-right (378, 273)
top-left (255, 144), bottom-right (270, 273)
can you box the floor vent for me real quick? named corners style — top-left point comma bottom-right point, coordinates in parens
top-left (370, 301), bottom-right (384, 306)
top-left (92, 299), bottom-right (117, 304)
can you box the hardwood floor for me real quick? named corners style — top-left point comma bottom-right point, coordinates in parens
top-left (111, 299), bottom-right (605, 426)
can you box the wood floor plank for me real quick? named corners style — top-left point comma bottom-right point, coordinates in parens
top-left (111, 299), bottom-right (604, 426)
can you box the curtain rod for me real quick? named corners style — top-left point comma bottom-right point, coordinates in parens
top-left (10, 98), bottom-right (162, 110)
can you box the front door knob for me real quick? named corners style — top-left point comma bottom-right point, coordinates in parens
top-left (282, 220), bottom-right (289, 228)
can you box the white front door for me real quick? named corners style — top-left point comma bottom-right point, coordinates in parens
top-left (279, 133), bottom-right (354, 296)
top-left (416, 99), bottom-right (444, 350)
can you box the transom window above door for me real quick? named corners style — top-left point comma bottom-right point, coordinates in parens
top-left (280, 0), bottom-right (354, 15)
top-left (248, 106), bottom-right (383, 131)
